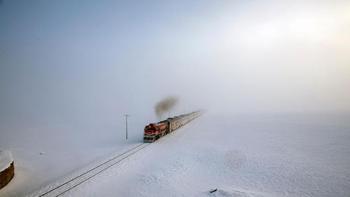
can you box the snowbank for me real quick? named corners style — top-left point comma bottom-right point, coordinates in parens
top-left (0, 150), bottom-right (13, 172)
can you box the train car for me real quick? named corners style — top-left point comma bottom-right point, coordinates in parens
top-left (144, 111), bottom-right (201, 143)
top-left (143, 122), bottom-right (168, 143)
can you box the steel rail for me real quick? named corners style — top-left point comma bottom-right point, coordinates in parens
top-left (37, 143), bottom-right (149, 197)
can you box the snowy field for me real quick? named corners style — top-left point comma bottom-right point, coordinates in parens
top-left (21, 112), bottom-right (350, 197)
top-left (0, 118), bottom-right (146, 197)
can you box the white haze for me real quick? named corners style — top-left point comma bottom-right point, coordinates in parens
top-left (1, 1), bottom-right (349, 129)
top-left (163, 1), bottom-right (350, 114)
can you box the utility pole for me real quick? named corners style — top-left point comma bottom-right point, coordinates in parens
top-left (124, 114), bottom-right (129, 140)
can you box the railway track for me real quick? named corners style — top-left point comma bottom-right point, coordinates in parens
top-left (29, 111), bottom-right (200, 197)
top-left (33, 143), bottom-right (149, 197)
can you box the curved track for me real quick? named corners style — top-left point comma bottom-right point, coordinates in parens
top-left (35, 143), bottom-right (149, 197)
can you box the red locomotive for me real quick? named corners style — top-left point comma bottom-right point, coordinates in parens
top-left (144, 111), bottom-right (201, 143)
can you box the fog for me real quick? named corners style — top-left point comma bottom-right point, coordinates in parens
top-left (1, 0), bottom-right (349, 135)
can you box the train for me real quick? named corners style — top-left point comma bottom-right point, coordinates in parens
top-left (144, 111), bottom-right (201, 143)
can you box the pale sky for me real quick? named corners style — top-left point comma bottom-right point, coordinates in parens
top-left (1, 0), bottom-right (349, 130)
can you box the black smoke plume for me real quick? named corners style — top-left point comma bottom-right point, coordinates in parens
top-left (155, 96), bottom-right (178, 119)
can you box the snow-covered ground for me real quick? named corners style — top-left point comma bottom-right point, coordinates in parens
top-left (0, 151), bottom-right (13, 173)
top-left (1, 113), bottom-right (350, 197)
top-left (54, 113), bottom-right (350, 197)
top-left (0, 119), bottom-right (145, 197)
